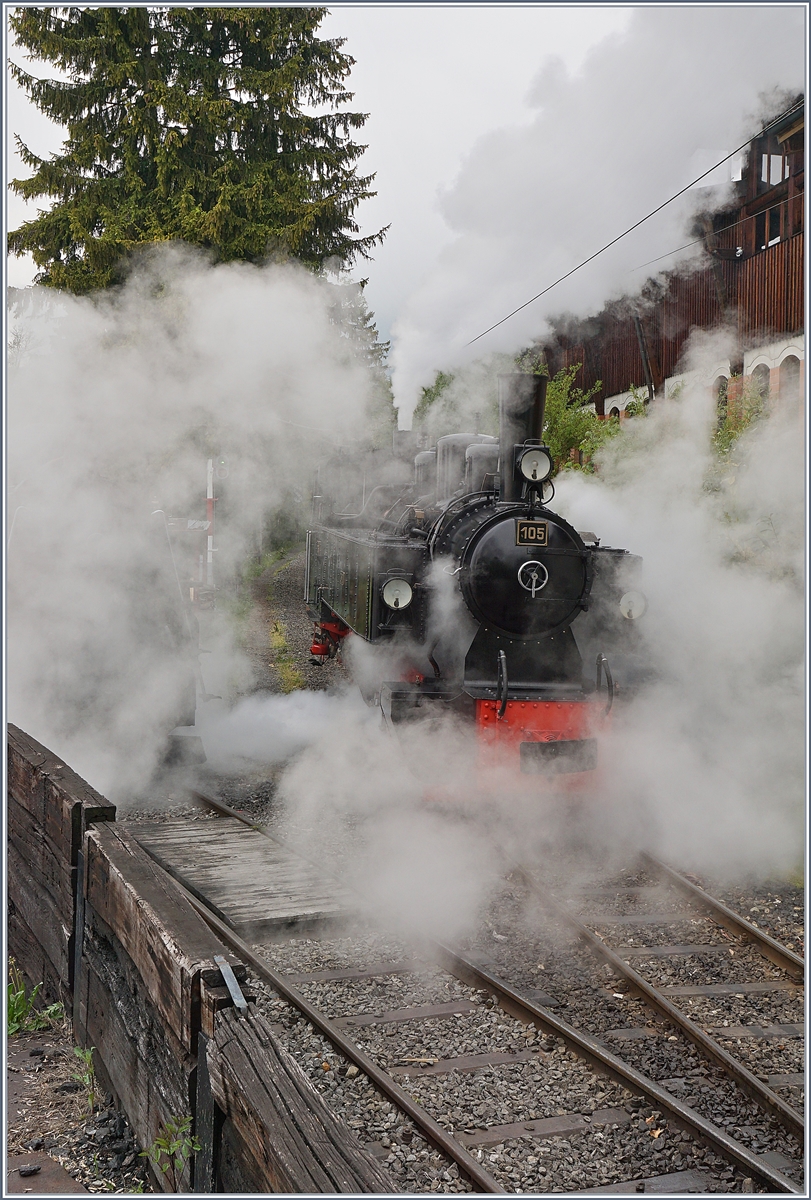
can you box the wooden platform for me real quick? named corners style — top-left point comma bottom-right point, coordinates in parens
top-left (129, 817), bottom-right (353, 940)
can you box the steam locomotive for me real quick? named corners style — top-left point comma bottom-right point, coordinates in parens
top-left (304, 375), bottom-right (646, 786)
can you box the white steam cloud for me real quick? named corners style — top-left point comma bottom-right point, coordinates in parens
top-left (390, 5), bottom-right (805, 417)
top-left (196, 690), bottom-right (353, 775)
top-left (267, 331), bottom-right (804, 928)
top-left (547, 333), bottom-right (806, 878)
top-left (6, 247), bottom-right (382, 798)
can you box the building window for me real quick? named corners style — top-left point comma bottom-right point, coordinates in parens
top-left (751, 363), bottom-right (770, 407)
top-left (609, 407), bottom-right (620, 419)
top-left (779, 356), bottom-right (801, 409)
top-left (761, 153), bottom-right (789, 186)
top-left (755, 205), bottom-right (782, 250)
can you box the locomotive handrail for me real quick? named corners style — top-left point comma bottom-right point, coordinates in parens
top-left (331, 484), bottom-right (404, 522)
top-left (496, 651), bottom-right (508, 719)
top-left (595, 653), bottom-right (614, 715)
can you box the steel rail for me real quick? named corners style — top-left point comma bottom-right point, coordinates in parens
top-left (433, 944), bottom-right (801, 1195)
top-left (642, 853), bottom-right (806, 982)
top-left (511, 864), bottom-right (803, 1140)
top-left (184, 787), bottom-right (802, 1191)
top-left (162, 873), bottom-right (502, 1192)
top-left (188, 787), bottom-right (264, 828)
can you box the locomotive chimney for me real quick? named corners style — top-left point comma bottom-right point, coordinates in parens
top-left (498, 374), bottom-right (547, 501)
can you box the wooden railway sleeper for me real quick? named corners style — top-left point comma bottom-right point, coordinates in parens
top-left (512, 863), bottom-right (803, 1140)
top-left (433, 943), bottom-right (801, 1195)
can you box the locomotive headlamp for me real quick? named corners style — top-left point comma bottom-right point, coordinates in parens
top-left (619, 590), bottom-right (647, 619)
top-left (519, 446), bottom-right (553, 484)
top-left (382, 578), bottom-right (413, 610)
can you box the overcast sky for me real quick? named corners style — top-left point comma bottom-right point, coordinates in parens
top-left (5, 3), bottom-right (804, 418)
top-left (318, 5), bottom-right (633, 339)
top-left (5, 4), bottom-right (632, 326)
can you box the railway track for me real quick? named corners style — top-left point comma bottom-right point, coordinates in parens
top-left (520, 855), bottom-right (804, 1130)
top-left (460, 853), bottom-right (805, 1190)
top-left (129, 786), bottom-right (804, 1195)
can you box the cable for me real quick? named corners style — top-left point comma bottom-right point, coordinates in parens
top-left (466, 99), bottom-right (804, 347)
top-left (631, 196), bottom-right (794, 273)
top-left (631, 238), bottom-right (703, 273)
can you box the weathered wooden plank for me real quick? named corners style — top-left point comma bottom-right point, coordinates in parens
top-left (7, 895), bottom-right (67, 1006)
top-left (80, 940), bottom-right (194, 1193)
top-left (7, 725), bottom-right (49, 820)
top-left (8, 725), bottom-right (116, 861)
top-left (84, 823), bottom-right (245, 1051)
top-left (217, 1118), bottom-right (270, 1192)
top-left (7, 840), bottom-right (72, 988)
top-left (208, 1008), bottom-right (395, 1194)
top-left (130, 818), bottom-right (352, 938)
top-left (7, 793), bottom-right (74, 919)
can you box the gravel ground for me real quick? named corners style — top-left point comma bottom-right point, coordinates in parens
top-left (456, 868), bottom-right (805, 1184)
top-left (688, 878), bottom-right (804, 955)
top-left (554, 862), bottom-right (805, 1111)
top-left (238, 548), bottom-right (346, 695)
top-left (7, 1030), bottom-right (151, 1194)
top-left (253, 932), bottom-right (474, 1194)
top-left (245, 928), bottom-right (769, 1194)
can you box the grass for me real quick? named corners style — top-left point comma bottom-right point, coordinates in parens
top-left (269, 619), bottom-right (305, 693)
top-left (73, 1045), bottom-right (97, 1113)
top-left (785, 865), bottom-right (804, 888)
top-left (241, 546), bottom-right (291, 582)
top-left (228, 546), bottom-right (295, 649)
top-left (7, 959), bottom-right (65, 1035)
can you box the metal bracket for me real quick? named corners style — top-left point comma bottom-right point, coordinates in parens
top-left (214, 955), bottom-right (248, 1012)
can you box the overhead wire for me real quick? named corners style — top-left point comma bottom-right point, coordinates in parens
top-left (630, 196), bottom-right (793, 273)
top-left (465, 99), bottom-right (803, 347)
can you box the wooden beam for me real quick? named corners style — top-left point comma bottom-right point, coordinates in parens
top-left (7, 840), bottom-right (72, 989)
top-left (80, 949), bottom-right (194, 1194)
top-left (7, 724), bottom-right (115, 868)
top-left (7, 793), bottom-right (74, 920)
top-left (207, 1007), bottom-right (395, 1194)
top-left (193, 1033), bottom-right (218, 1194)
top-left (83, 823), bottom-right (245, 1051)
top-left (7, 892), bottom-right (67, 1004)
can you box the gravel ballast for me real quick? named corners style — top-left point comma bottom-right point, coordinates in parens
top-left (242, 926), bottom-right (776, 1193)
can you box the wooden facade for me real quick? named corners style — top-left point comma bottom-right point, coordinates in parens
top-left (541, 102), bottom-right (804, 413)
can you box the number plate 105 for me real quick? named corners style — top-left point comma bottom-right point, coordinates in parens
top-left (515, 520), bottom-right (548, 546)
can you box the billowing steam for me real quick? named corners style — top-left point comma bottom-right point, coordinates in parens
top-left (546, 332), bottom-right (805, 877)
top-left (390, 5), bottom-right (805, 418)
top-left (271, 337), bottom-right (804, 920)
top-left (7, 6), bottom-right (805, 944)
top-left (6, 246), bottom-right (386, 798)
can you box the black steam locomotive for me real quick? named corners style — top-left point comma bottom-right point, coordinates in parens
top-left (304, 375), bottom-right (646, 784)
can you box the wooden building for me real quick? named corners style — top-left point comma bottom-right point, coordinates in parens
top-left (540, 99), bottom-right (805, 418)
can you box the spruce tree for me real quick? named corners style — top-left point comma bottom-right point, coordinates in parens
top-left (328, 276), bottom-right (396, 444)
top-left (9, 7), bottom-right (386, 292)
